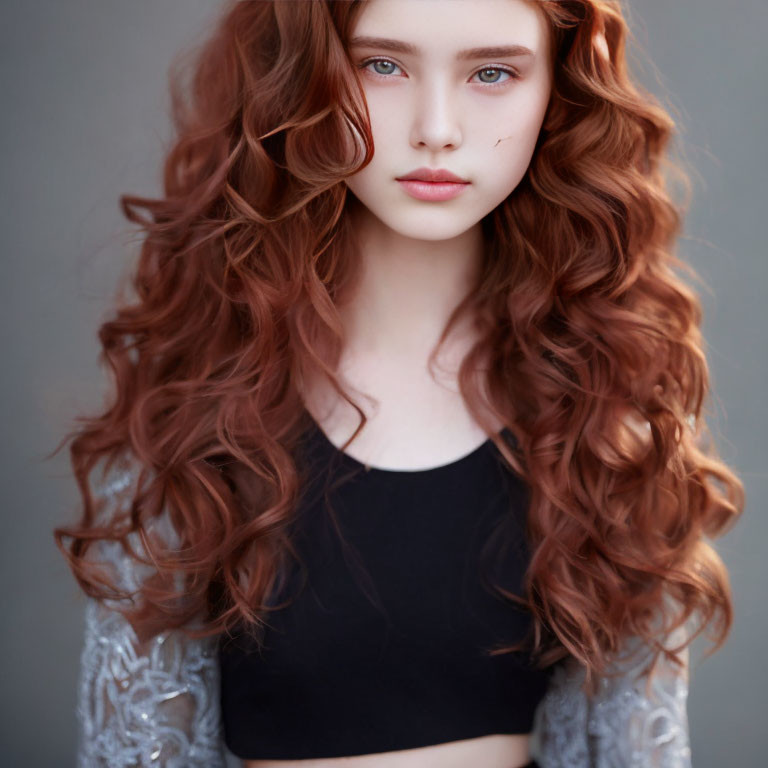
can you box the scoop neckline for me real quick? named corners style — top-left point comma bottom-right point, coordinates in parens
top-left (305, 412), bottom-right (505, 476)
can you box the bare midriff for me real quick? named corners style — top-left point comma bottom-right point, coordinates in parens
top-left (242, 732), bottom-right (531, 768)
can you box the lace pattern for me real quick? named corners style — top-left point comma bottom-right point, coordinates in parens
top-left (74, 456), bottom-right (227, 767)
top-left (73, 453), bottom-right (692, 767)
top-left (533, 629), bottom-right (692, 767)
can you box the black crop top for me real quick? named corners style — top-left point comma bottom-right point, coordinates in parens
top-left (218, 417), bottom-right (553, 760)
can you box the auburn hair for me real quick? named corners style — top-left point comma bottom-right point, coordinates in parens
top-left (52, 0), bottom-right (744, 697)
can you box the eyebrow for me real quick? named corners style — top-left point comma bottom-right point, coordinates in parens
top-left (348, 36), bottom-right (535, 60)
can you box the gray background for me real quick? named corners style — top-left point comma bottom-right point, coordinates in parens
top-left (1, 1), bottom-right (765, 765)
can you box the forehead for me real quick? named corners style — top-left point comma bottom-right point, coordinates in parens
top-left (349, 0), bottom-right (549, 58)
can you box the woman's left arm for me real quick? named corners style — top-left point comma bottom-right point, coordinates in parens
top-left (532, 624), bottom-right (692, 767)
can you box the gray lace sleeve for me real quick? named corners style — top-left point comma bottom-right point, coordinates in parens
top-left (75, 456), bottom-right (228, 767)
top-left (532, 625), bottom-right (692, 767)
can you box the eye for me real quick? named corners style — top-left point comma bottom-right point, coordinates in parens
top-left (359, 58), bottom-right (405, 78)
top-left (358, 57), bottom-right (520, 89)
top-left (472, 67), bottom-right (520, 86)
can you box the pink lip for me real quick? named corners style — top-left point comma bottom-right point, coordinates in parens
top-left (397, 179), bottom-right (470, 201)
top-left (397, 166), bottom-right (469, 183)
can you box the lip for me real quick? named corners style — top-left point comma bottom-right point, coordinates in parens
top-left (395, 167), bottom-right (471, 202)
top-left (396, 167), bottom-right (469, 183)
top-left (396, 179), bottom-right (470, 202)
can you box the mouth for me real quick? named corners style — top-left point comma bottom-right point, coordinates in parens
top-left (396, 178), bottom-right (470, 202)
top-left (396, 167), bottom-right (469, 184)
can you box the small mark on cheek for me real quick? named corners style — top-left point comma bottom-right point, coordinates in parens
top-left (494, 135), bottom-right (514, 147)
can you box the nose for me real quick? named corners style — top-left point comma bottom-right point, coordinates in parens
top-left (409, 77), bottom-right (463, 152)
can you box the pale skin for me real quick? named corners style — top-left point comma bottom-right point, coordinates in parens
top-left (246, 1), bottom-right (553, 766)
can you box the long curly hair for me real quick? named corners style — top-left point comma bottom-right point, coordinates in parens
top-left (52, 0), bottom-right (744, 697)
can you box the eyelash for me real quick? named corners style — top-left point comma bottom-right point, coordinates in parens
top-left (357, 57), bottom-right (520, 89)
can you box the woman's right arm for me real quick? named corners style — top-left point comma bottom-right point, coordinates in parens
top-left (74, 458), bottom-right (228, 767)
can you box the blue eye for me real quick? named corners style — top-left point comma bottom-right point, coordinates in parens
top-left (367, 59), bottom-right (401, 77)
top-left (358, 57), bottom-right (520, 88)
top-left (474, 67), bottom-right (517, 85)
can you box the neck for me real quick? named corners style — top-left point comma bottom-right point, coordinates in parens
top-left (339, 205), bottom-right (485, 363)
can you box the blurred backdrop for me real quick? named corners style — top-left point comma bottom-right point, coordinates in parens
top-left (1, 1), bottom-right (765, 765)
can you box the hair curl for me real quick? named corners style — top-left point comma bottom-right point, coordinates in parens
top-left (52, 0), bottom-right (744, 697)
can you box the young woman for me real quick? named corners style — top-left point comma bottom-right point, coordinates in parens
top-left (54, 1), bottom-right (744, 766)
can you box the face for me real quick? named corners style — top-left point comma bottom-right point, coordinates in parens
top-left (343, 0), bottom-right (553, 242)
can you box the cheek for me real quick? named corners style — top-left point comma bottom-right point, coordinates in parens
top-left (340, 93), bottom-right (398, 172)
top-left (343, 156), bottom-right (382, 207)
top-left (492, 111), bottom-right (542, 157)
top-left (492, 82), bottom-right (550, 140)
top-left (484, 92), bottom-right (550, 184)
